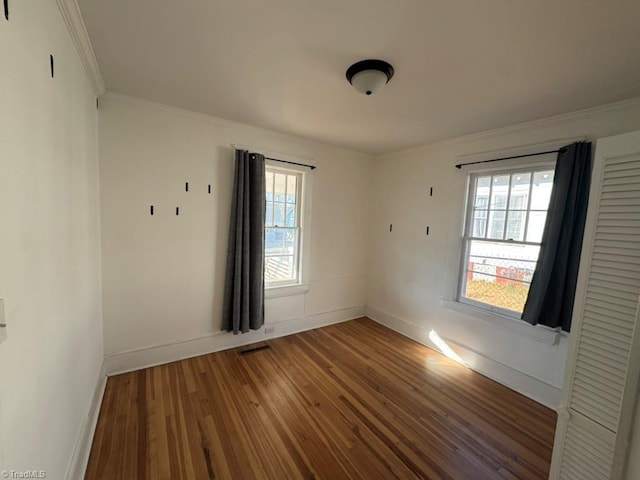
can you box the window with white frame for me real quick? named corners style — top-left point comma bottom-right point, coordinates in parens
top-left (459, 166), bottom-right (555, 317)
top-left (264, 166), bottom-right (303, 287)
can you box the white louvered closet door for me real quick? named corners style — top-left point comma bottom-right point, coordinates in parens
top-left (550, 131), bottom-right (640, 480)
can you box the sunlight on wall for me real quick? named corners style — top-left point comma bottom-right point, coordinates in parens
top-left (429, 330), bottom-right (467, 366)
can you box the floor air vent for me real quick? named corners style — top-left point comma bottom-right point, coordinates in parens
top-left (238, 345), bottom-right (270, 356)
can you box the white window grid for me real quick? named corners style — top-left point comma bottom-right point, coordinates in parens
top-left (265, 166), bottom-right (303, 287)
top-left (458, 165), bottom-right (555, 317)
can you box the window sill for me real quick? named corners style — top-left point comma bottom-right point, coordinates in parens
top-left (265, 284), bottom-right (310, 299)
top-left (441, 298), bottom-right (561, 345)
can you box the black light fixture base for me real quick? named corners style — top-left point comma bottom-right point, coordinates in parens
top-left (346, 59), bottom-right (394, 85)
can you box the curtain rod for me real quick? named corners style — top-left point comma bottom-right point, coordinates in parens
top-left (265, 157), bottom-right (316, 170)
top-left (455, 148), bottom-right (567, 170)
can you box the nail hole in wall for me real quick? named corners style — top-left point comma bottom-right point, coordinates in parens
top-left (208, 184), bottom-right (211, 194)
top-left (50, 54), bottom-right (54, 78)
top-left (150, 205), bottom-right (154, 216)
top-left (176, 207), bottom-right (180, 216)
top-left (430, 187), bottom-right (433, 197)
top-left (4, 0), bottom-right (8, 20)
top-left (426, 226), bottom-right (430, 236)
top-left (185, 182), bottom-right (189, 192)
top-left (389, 224), bottom-right (393, 232)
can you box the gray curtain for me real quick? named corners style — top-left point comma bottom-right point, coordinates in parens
top-left (522, 142), bottom-right (592, 331)
top-left (222, 150), bottom-right (265, 334)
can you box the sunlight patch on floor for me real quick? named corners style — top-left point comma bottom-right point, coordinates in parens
top-left (429, 330), bottom-right (467, 366)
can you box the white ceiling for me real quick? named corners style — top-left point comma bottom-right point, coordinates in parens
top-left (78, 0), bottom-right (640, 154)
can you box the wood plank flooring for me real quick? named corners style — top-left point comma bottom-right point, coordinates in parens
top-left (85, 318), bottom-right (556, 480)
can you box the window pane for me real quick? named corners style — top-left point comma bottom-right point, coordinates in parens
top-left (526, 211), bottom-right (548, 243)
top-left (265, 171), bottom-right (274, 195)
top-left (509, 172), bottom-right (530, 209)
top-left (265, 256), bottom-right (295, 282)
top-left (286, 205), bottom-right (296, 227)
top-left (506, 210), bottom-right (526, 241)
top-left (472, 209), bottom-right (487, 237)
top-left (472, 177), bottom-right (490, 238)
top-left (265, 228), bottom-right (299, 284)
top-left (487, 210), bottom-right (506, 239)
top-left (464, 240), bottom-right (540, 313)
top-left (531, 170), bottom-right (554, 209)
top-left (475, 196), bottom-right (489, 209)
top-left (282, 228), bottom-right (297, 252)
top-left (266, 201), bottom-right (274, 226)
top-left (273, 202), bottom-right (285, 226)
top-left (286, 175), bottom-right (298, 204)
top-left (475, 177), bottom-right (491, 207)
top-left (265, 170), bottom-right (274, 227)
top-left (265, 227), bottom-right (285, 250)
top-left (274, 173), bottom-right (286, 202)
top-left (477, 176), bottom-right (491, 189)
top-left (490, 175), bottom-right (509, 208)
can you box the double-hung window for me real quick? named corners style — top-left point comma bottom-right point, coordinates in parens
top-left (459, 166), bottom-right (555, 317)
top-left (264, 166), bottom-right (303, 287)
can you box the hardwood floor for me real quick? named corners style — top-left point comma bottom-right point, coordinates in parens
top-left (85, 318), bottom-right (556, 480)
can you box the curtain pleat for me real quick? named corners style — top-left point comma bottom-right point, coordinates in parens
top-left (222, 150), bottom-right (265, 334)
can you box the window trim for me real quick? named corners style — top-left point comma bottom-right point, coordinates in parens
top-left (457, 164), bottom-right (555, 319)
top-left (455, 164), bottom-right (556, 321)
top-left (264, 165), bottom-right (303, 288)
top-left (261, 158), bottom-right (314, 297)
top-left (264, 283), bottom-right (310, 299)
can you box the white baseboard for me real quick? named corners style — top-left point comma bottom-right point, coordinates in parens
top-left (65, 361), bottom-right (107, 480)
top-left (365, 305), bottom-right (561, 409)
top-left (105, 306), bottom-right (365, 376)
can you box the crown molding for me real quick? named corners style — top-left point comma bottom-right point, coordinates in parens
top-left (445, 96), bottom-right (640, 146)
top-left (56, 0), bottom-right (105, 96)
top-left (381, 96), bottom-right (640, 158)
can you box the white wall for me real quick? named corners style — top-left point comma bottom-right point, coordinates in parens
top-left (367, 99), bottom-right (640, 407)
top-left (0, 2), bottom-right (103, 480)
top-left (99, 93), bottom-right (372, 372)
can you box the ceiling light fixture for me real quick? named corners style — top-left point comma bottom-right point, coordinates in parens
top-left (346, 59), bottom-right (394, 96)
